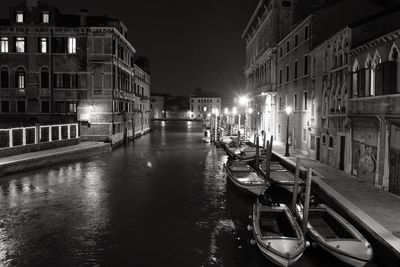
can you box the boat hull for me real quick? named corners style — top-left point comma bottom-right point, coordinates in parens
top-left (225, 165), bottom-right (267, 196)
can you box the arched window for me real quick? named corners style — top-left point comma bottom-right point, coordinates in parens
top-left (365, 56), bottom-right (372, 97)
top-left (40, 67), bottom-right (49, 88)
top-left (352, 60), bottom-right (359, 97)
top-left (389, 44), bottom-right (400, 94)
top-left (370, 51), bottom-right (382, 96)
top-left (322, 134), bottom-right (327, 146)
top-left (15, 67), bottom-right (25, 89)
top-left (329, 136), bottom-right (334, 148)
top-left (0, 66), bottom-right (9, 88)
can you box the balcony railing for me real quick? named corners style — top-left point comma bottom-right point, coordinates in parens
top-left (15, 88), bottom-right (26, 96)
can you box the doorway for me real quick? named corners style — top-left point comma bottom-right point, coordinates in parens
top-left (389, 125), bottom-right (400, 195)
top-left (316, 137), bottom-right (320, 161)
top-left (339, 136), bottom-right (345, 171)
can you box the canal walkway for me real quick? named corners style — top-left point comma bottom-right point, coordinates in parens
top-left (0, 141), bottom-right (111, 177)
top-left (272, 141), bottom-right (400, 260)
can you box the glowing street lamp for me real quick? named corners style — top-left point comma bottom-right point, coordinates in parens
top-left (285, 106), bottom-right (293, 157)
top-left (232, 107), bottom-right (237, 115)
top-left (238, 95), bottom-right (249, 106)
top-left (224, 108), bottom-right (229, 115)
top-left (248, 108), bottom-right (253, 114)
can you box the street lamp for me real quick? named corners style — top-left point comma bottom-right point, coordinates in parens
top-left (285, 106), bottom-right (292, 157)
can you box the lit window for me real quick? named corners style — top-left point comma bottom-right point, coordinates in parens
top-left (42, 13), bottom-right (49, 23)
top-left (1, 37), bottom-right (8, 53)
top-left (16, 37), bottom-right (25, 53)
top-left (40, 38), bottom-right (47, 53)
top-left (17, 72), bottom-right (25, 88)
top-left (67, 37), bottom-right (76, 54)
top-left (16, 12), bottom-right (24, 23)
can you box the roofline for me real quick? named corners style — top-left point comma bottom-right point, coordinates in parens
top-left (276, 15), bottom-right (313, 46)
top-left (241, 0), bottom-right (265, 39)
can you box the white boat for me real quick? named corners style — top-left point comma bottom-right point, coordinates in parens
top-left (296, 204), bottom-right (373, 267)
top-left (252, 201), bottom-right (306, 266)
top-left (224, 160), bottom-right (269, 196)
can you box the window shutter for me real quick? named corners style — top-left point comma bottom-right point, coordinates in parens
top-left (375, 63), bottom-right (383, 96)
top-left (358, 68), bottom-right (366, 97)
top-left (383, 61), bottom-right (397, 94)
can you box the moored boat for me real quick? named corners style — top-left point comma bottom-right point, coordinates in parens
top-left (295, 203), bottom-right (373, 267)
top-left (259, 163), bottom-right (305, 193)
top-left (251, 201), bottom-right (306, 266)
top-left (224, 160), bottom-right (269, 196)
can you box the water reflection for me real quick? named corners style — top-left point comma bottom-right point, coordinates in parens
top-left (0, 121), bottom-right (368, 266)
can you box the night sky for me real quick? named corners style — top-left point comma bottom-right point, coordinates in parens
top-left (0, 0), bottom-right (260, 98)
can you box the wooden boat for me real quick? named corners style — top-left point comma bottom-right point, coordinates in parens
top-left (295, 203), bottom-right (373, 267)
top-left (224, 160), bottom-right (269, 196)
top-left (259, 163), bottom-right (305, 193)
top-left (252, 201), bottom-right (306, 266)
top-left (235, 147), bottom-right (269, 162)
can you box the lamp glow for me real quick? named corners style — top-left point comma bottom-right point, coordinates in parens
top-left (238, 95), bottom-right (249, 106)
top-left (285, 106), bottom-right (292, 115)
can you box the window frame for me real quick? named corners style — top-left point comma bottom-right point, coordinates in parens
top-left (1, 37), bottom-right (8, 53)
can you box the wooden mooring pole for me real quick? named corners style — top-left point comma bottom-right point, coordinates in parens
top-left (291, 158), bottom-right (301, 213)
top-left (302, 168), bottom-right (313, 232)
top-left (255, 135), bottom-right (260, 171)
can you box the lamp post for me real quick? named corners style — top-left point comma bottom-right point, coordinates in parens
top-left (285, 106), bottom-right (292, 157)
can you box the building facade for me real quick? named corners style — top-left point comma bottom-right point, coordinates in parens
top-left (243, 0), bottom-right (400, 193)
top-left (348, 12), bottom-right (400, 194)
top-left (0, 0), bottom-right (150, 145)
top-left (190, 96), bottom-right (221, 120)
top-left (242, 0), bottom-right (295, 138)
top-left (150, 94), bottom-right (165, 120)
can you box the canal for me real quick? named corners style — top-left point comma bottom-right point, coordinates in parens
top-left (0, 121), bottom-right (375, 266)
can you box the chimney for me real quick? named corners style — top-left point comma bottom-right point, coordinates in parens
top-left (26, 0), bottom-right (38, 8)
top-left (80, 9), bottom-right (88, 26)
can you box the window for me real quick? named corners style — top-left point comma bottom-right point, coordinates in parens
top-left (303, 129), bottom-right (307, 142)
top-left (16, 12), bottom-right (23, 23)
top-left (322, 135), bottom-right (326, 146)
top-left (279, 69), bottom-right (283, 84)
top-left (17, 101), bottom-right (25, 113)
top-left (304, 55), bottom-right (309, 75)
top-left (294, 94), bottom-right (298, 110)
top-left (55, 101), bottom-right (65, 113)
top-left (16, 69), bottom-right (25, 88)
top-left (294, 60), bottom-right (298, 79)
top-left (1, 68), bottom-right (9, 88)
top-left (278, 124), bottom-right (281, 134)
top-left (41, 69), bottom-right (49, 88)
top-left (286, 65), bottom-right (290, 82)
top-left (279, 96), bottom-right (283, 110)
top-left (286, 41), bottom-right (290, 53)
top-left (329, 136), bottom-right (334, 148)
top-left (41, 101), bottom-right (50, 113)
top-left (1, 101), bottom-right (9, 113)
top-left (294, 34), bottom-right (298, 47)
top-left (16, 37), bottom-right (25, 53)
top-left (40, 37), bottom-right (47, 53)
top-left (42, 12), bottom-right (49, 23)
top-left (303, 91), bottom-right (308, 110)
top-left (1, 37), bottom-right (8, 53)
top-left (279, 47), bottom-right (283, 57)
top-left (310, 135), bottom-right (315, 150)
top-left (304, 26), bottom-right (309, 40)
top-left (67, 37), bottom-right (77, 54)
top-left (68, 102), bottom-right (77, 113)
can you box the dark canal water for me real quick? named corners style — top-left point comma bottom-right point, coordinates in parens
top-left (0, 121), bottom-right (371, 266)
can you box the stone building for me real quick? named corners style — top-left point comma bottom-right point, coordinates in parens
top-left (150, 94), bottom-right (165, 120)
top-left (133, 63), bottom-right (151, 135)
top-left (242, 0), bottom-right (296, 138)
top-left (0, 0), bottom-right (150, 145)
top-left (348, 9), bottom-right (400, 194)
top-left (190, 96), bottom-right (221, 120)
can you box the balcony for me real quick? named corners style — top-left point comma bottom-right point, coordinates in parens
top-left (349, 94), bottom-right (400, 116)
top-left (40, 88), bottom-right (51, 96)
top-left (15, 88), bottom-right (26, 96)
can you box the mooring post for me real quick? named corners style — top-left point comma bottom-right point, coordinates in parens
top-left (255, 135), bottom-right (260, 171)
top-left (263, 133), bottom-right (266, 150)
top-left (302, 168), bottom-right (312, 232)
top-left (291, 158), bottom-right (301, 213)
